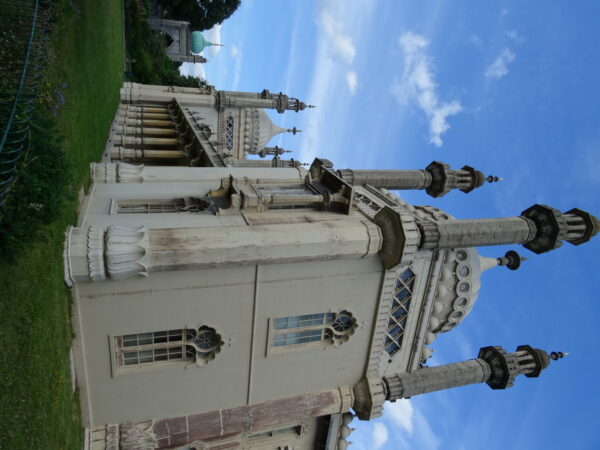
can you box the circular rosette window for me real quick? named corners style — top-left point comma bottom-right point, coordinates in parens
top-left (187, 326), bottom-right (223, 366)
top-left (325, 310), bottom-right (357, 346)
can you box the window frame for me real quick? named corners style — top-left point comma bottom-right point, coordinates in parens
top-left (384, 268), bottom-right (416, 357)
top-left (266, 311), bottom-right (356, 356)
top-left (110, 197), bottom-right (209, 214)
top-left (111, 325), bottom-right (222, 375)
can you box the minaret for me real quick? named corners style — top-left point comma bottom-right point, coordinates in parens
top-left (337, 161), bottom-right (501, 198)
top-left (353, 345), bottom-right (566, 419)
top-left (413, 204), bottom-right (598, 254)
top-left (217, 89), bottom-right (314, 113)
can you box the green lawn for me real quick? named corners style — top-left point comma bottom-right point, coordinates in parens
top-left (0, 0), bottom-right (123, 448)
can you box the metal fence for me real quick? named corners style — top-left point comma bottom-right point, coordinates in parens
top-left (0, 0), bottom-right (51, 212)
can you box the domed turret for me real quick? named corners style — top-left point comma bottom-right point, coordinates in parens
top-left (242, 109), bottom-right (287, 154)
top-left (426, 247), bottom-right (483, 343)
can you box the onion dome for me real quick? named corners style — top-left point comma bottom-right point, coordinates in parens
top-left (191, 31), bottom-right (221, 55)
top-left (243, 109), bottom-right (286, 154)
top-left (425, 247), bottom-right (484, 343)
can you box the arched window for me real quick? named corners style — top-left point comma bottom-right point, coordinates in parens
top-left (115, 325), bottom-right (222, 369)
top-left (271, 311), bottom-right (356, 349)
top-left (385, 268), bottom-right (416, 356)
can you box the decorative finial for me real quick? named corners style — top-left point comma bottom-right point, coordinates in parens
top-left (307, 104), bottom-right (316, 108)
top-left (550, 351), bottom-right (568, 360)
top-left (497, 250), bottom-right (526, 270)
top-left (486, 175), bottom-right (503, 183)
top-left (287, 126), bottom-right (302, 135)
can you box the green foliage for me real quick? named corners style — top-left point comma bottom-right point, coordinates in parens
top-left (125, 0), bottom-right (208, 87)
top-left (0, 0), bottom-right (123, 447)
top-left (157, 0), bottom-right (241, 31)
top-left (0, 109), bottom-right (72, 258)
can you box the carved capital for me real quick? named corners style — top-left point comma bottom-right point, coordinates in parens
top-left (338, 385), bottom-right (355, 413)
top-left (105, 226), bottom-right (149, 280)
top-left (64, 226), bottom-right (149, 285)
top-left (117, 162), bottom-right (145, 183)
top-left (373, 206), bottom-right (422, 269)
top-left (352, 375), bottom-right (387, 420)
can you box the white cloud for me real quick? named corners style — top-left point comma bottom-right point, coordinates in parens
top-left (203, 25), bottom-right (222, 59)
top-left (346, 71), bottom-right (358, 94)
top-left (392, 31), bottom-right (463, 147)
top-left (317, 10), bottom-right (356, 63)
top-left (178, 62), bottom-right (206, 80)
top-left (372, 422), bottom-right (389, 449)
top-left (468, 34), bottom-right (483, 47)
top-left (506, 29), bottom-right (519, 40)
top-left (386, 398), bottom-right (414, 434)
top-left (485, 48), bottom-right (515, 79)
top-left (229, 44), bottom-right (239, 58)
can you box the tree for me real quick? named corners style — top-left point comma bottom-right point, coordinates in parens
top-left (157, 0), bottom-right (241, 31)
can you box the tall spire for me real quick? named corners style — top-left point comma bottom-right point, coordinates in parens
top-left (374, 203), bottom-right (597, 269)
top-left (217, 89), bottom-right (314, 113)
top-left (352, 345), bottom-right (564, 420)
top-left (415, 205), bottom-right (598, 253)
top-left (336, 161), bottom-right (499, 198)
top-left (385, 345), bottom-right (560, 398)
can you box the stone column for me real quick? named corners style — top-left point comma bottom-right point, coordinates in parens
top-left (149, 220), bottom-right (382, 272)
top-left (64, 220), bottom-right (382, 284)
top-left (419, 217), bottom-right (536, 249)
top-left (338, 169), bottom-right (431, 190)
top-left (385, 359), bottom-right (491, 399)
top-left (91, 163), bottom-right (305, 184)
top-left (111, 135), bottom-right (180, 148)
top-left (114, 125), bottom-right (177, 137)
top-left (120, 84), bottom-right (216, 106)
top-left (115, 117), bottom-right (173, 128)
top-left (110, 147), bottom-right (185, 161)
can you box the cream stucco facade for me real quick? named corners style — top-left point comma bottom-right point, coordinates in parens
top-left (66, 82), bottom-right (599, 450)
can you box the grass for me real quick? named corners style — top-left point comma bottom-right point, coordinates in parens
top-left (0, 0), bottom-right (123, 448)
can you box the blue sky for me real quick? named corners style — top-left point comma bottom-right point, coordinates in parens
top-left (182, 1), bottom-right (600, 448)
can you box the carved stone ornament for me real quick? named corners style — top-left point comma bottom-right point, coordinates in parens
top-left (105, 226), bottom-right (150, 280)
top-left (352, 375), bottom-right (387, 420)
top-left (374, 206), bottom-right (421, 269)
top-left (117, 162), bottom-right (145, 183)
top-left (65, 226), bottom-right (149, 285)
top-left (119, 420), bottom-right (156, 450)
top-left (63, 226), bottom-right (106, 286)
top-left (91, 162), bottom-right (117, 184)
